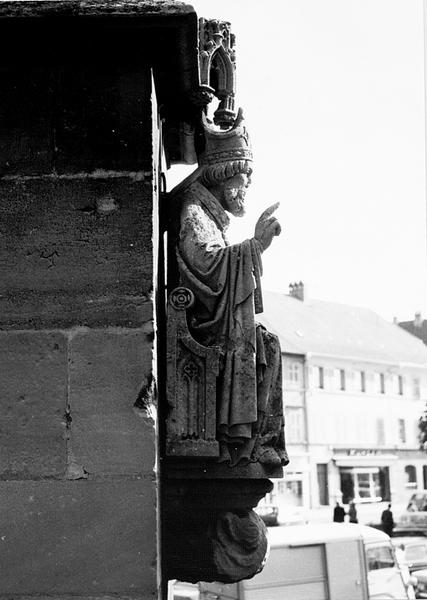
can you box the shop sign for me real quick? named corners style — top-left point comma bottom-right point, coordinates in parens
top-left (333, 449), bottom-right (381, 457)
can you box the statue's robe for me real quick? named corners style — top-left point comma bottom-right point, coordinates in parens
top-left (176, 181), bottom-right (288, 466)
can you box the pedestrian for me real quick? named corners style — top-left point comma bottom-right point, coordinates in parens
top-left (333, 501), bottom-right (346, 522)
top-left (348, 501), bottom-right (358, 523)
top-left (381, 503), bottom-right (395, 536)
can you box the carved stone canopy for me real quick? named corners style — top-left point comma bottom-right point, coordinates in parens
top-left (198, 18), bottom-right (236, 128)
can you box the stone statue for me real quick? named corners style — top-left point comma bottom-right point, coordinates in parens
top-left (171, 108), bottom-right (288, 469)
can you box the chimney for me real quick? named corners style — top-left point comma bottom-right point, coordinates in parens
top-left (415, 312), bottom-right (423, 328)
top-left (393, 317), bottom-right (398, 325)
top-left (289, 281), bottom-right (305, 301)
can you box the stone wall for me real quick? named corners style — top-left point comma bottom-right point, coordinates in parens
top-left (0, 31), bottom-right (158, 600)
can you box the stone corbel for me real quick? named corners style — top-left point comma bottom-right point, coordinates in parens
top-left (163, 478), bottom-right (272, 584)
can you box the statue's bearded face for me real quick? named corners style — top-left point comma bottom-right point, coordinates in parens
top-left (221, 173), bottom-right (251, 217)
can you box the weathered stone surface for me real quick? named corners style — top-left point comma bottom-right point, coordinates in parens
top-left (0, 1), bottom-right (195, 18)
top-left (69, 329), bottom-right (155, 475)
top-left (53, 64), bottom-right (151, 175)
top-left (0, 66), bottom-right (54, 175)
top-left (0, 178), bottom-right (153, 329)
top-left (0, 331), bottom-right (67, 479)
top-left (0, 480), bottom-right (157, 596)
top-left (0, 57), bottom-right (152, 176)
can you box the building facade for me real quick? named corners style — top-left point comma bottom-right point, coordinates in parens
top-left (259, 286), bottom-right (427, 516)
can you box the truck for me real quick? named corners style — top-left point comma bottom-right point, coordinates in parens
top-left (171, 523), bottom-right (413, 600)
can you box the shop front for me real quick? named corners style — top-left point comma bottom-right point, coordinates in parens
top-left (333, 450), bottom-right (396, 504)
top-left (261, 452), bottom-right (310, 521)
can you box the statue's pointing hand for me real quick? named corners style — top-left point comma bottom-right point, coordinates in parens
top-left (254, 202), bottom-right (281, 252)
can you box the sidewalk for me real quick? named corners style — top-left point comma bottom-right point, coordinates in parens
top-left (278, 501), bottom-right (407, 528)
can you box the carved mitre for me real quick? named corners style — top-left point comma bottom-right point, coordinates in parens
top-left (198, 107), bottom-right (252, 168)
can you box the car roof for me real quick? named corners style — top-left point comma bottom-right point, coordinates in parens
top-left (392, 536), bottom-right (427, 546)
top-left (267, 523), bottom-right (390, 548)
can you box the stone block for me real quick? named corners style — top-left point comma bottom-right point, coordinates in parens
top-left (54, 62), bottom-right (152, 174)
top-left (0, 331), bottom-right (67, 479)
top-left (0, 56), bottom-right (151, 176)
top-left (0, 65), bottom-right (54, 176)
top-left (69, 329), bottom-right (156, 476)
top-left (0, 480), bottom-right (157, 596)
top-left (0, 178), bottom-right (154, 329)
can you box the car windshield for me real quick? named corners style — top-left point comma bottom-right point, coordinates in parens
top-left (256, 506), bottom-right (277, 516)
top-left (366, 546), bottom-right (395, 571)
top-left (405, 544), bottom-right (427, 562)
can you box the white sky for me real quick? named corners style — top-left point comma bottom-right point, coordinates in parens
top-left (167, 0), bottom-right (427, 323)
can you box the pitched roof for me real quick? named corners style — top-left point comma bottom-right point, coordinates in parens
top-left (399, 320), bottom-right (427, 345)
top-left (258, 290), bottom-right (427, 366)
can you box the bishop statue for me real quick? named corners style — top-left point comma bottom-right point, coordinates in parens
top-left (171, 109), bottom-right (288, 469)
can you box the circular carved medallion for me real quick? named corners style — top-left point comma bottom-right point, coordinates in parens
top-left (169, 287), bottom-right (195, 310)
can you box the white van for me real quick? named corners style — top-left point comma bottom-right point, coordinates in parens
top-left (171, 523), bottom-right (412, 600)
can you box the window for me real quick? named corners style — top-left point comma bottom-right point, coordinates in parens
top-left (366, 546), bottom-right (395, 571)
top-left (413, 378), bottom-right (421, 400)
top-left (398, 375), bottom-right (403, 395)
top-left (375, 372), bottom-right (385, 394)
top-left (277, 477), bottom-right (303, 507)
top-left (340, 369), bottom-right (346, 391)
top-left (398, 419), bottom-right (407, 444)
top-left (285, 406), bottom-right (305, 443)
top-left (340, 467), bottom-right (383, 503)
top-left (316, 366), bottom-right (324, 389)
top-left (405, 465), bottom-right (417, 487)
top-left (332, 368), bottom-right (346, 391)
top-left (284, 361), bottom-right (302, 389)
top-left (285, 362), bottom-right (300, 382)
top-left (376, 418), bottom-right (385, 446)
top-left (360, 371), bottom-right (366, 392)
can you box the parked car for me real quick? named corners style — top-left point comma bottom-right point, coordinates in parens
top-left (253, 503), bottom-right (279, 526)
top-left (171, 523), bottom-right (412, 600)
top-left (395, 493), bottom-right (427, 535)
top-left (393, 537), bottom-right (427, 573)
top-left (410, 568), bottom-right (427, 598)
top-left (169, 580), bottom-right (199, 600)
